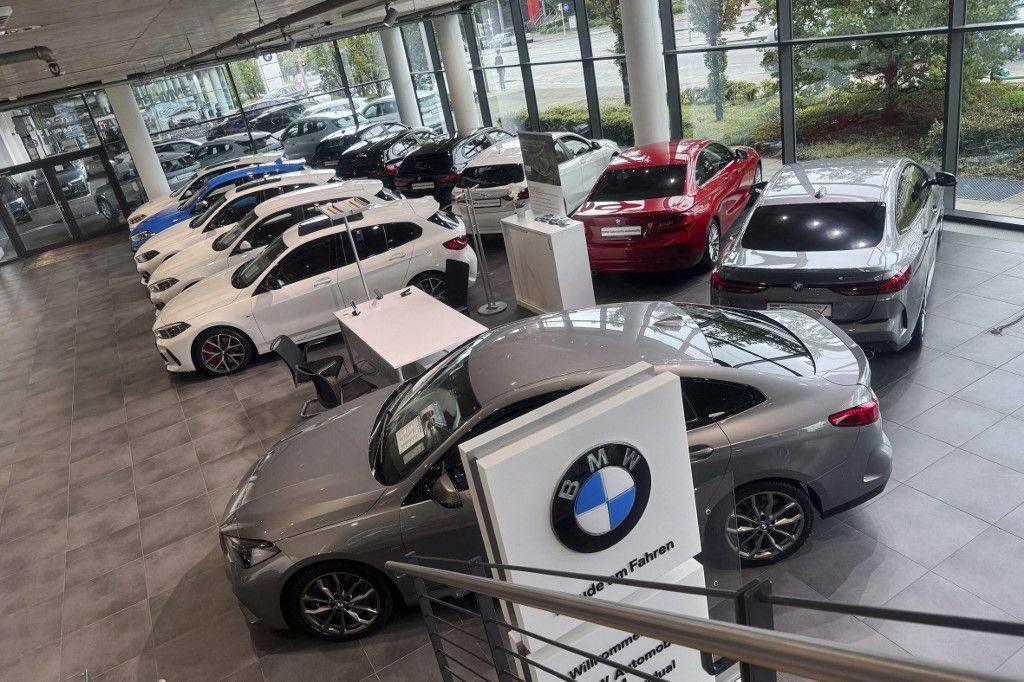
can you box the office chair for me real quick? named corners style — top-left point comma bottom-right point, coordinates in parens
top-left (296, 364), bottom-right (344, 418)
top-left (271, 335), bottom-right (345, 417)
top-left (445, 258), bottom-right (470, 312)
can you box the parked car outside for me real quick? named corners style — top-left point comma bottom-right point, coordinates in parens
top-left (336, 127), bottom-right (442, 184)
top-left (574, 139), bottom-right (762, 273)
top-left (1, 175), bottom-right (32, 223)
top-left (302, 97), bottom-right (368, 118)
top-left (309, 122), bottom-right (408, 169)
top-left (152, 197), bottom-right (478, 375)
top-left (30, 160), bottom-right (88, 206)
top-left (248, 103), bottom-right (308, 138)
top-left (216, 300), bottom-right (889, 640)
top-left (452, 132), bottom-right (618, 232)
top-left (194, 133), bottom-right (278, 167)
top-left (712, 157), bottom-right (956, 352)
top-left (205, 98), bottom-right (298, 140)
top-left (146, 180), bottom-right (398, 308)
top-left (154, 139), bottom-right (203, 157)
top-left (394, 127), bottom-right (516, 200)
top-left (280, 113), bottom-right (359, 160)
top-left (359, 96), bottom-right (401, 124)
top-left (169, 105), bottom-right (202, 129)
top-left (94, 152), bottom-right (200, 222)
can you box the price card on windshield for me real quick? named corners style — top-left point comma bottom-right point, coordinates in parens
top-left (395, 418), bottom-right (425, 457)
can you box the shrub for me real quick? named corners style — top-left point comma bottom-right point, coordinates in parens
top-left (515, 103), bottom-right (638, 147)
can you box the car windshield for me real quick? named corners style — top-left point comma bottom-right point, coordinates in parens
top-left (589, 165), bottom-right (687, 201)
top-left (740, 202), bottom-right (886, 251)
top-left (213, 212), bottom-right (259, 251)
top-left (175, 171), bottom-right (213, 200)
top-left (190, 194), bottom-right (228, 228)
top-left (232, 237), bottom-right (286, 289)
top-left (180, 180), bottom-right (212, 210)
top-left (458, 163), bottom-right (524, 188)
top-left (371, 338), bottom-right (483, 484)
top-left (687, 306), bottom-right (815, 377)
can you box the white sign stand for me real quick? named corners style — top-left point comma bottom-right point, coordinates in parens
top-left (460, 363), bottom-right (711, 681)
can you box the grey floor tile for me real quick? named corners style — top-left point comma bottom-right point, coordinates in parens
top-left (0, 522), bottom-right (66, 581)
top-left (996, 501), bottom-right (1024, 541)
top-left (69, 466), bottom-right (134, 515)
top-left (949, 329), bottom-right (1024, 367)
top-left (201, 443), bottom-right (264, 491)
top-left (2, 466), bottom-right (69, 510)
top-left (0, 594), bottom-right (62, 666)
top-left (62, 558), bottom-right (148, 634)
top-left (921, 315), bottom-right (986, 351)
top-left (962, 415), bottom-right (1024, 473)
top-left (139, 493), bottom-right (215, 555)
top-left (0, 494), bottom-right (67, 544)
top-left (126, 404), bottom-right (186, 442)
top-left (153, 608), bottom-right (257, 681)
top-left (65, 524), bottom-right (143, 590)
top-left (67, 494), bottom-right (139, 551)
top-left (8, 445), bottom-right (68, 485)
top-left (908, 450), bottom-right (1024, 523)
top-left (909, 354), bottom-right (992, 394)
top-left (69, 442), bottom-right (132, 485)
top-left (937, 246), bottom-right (1024, 275)
top-left (969, 273), bottom-right (1024, 307)
top-left (137, 466), bottom-right (207, 519)
top-left (956, 369), bottom-right (1024, 414)
top-left (260, 638), bottom-right (375, 681)
top-left (125, 387), bottom-right (180, 423)
top-left (128, 421), bottom-right (191, 463)
top-left (2, 640), bottom-right (62, 682)
top-left (867, 572), bottom-right (1023, 670)
top-left (0, 554), bottom-right (64, 619)
top-left (936, 527), bottom-right (1024, 620)
top-left (148, 563), bottom-right (236, 645)
top-left (180, 384), bottom-right (241, 420)
top-left (883, 422), bottom-right (954, 481)
top-left (132, 441), bottom-right (199, 488)
top-left (905, 397), bottom-right (1004, 447)
top-left (191, 421), bottom-right (263, 464)
top-left (60, 600), bottom-right (153, 678)
top-left (143, 527), bottom-right (223, 597)
top-left (70, 423), bottom-right (128, 463)
top-left (92, 651), bottom-right (160, 682)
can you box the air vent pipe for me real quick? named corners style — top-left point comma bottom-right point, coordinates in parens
top-left (0, 45), bottom-right (60, 76)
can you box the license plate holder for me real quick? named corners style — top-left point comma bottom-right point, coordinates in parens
top-left (472, 198), bottom-right (502, 208)
top-left (767, 302), bottom-right (833, 317)
top-left (411, 181), bottom-right (435, 190)
top-left (601, 225), bottom-right (642, 238)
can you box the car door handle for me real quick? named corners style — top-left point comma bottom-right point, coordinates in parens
top-left (388, 253), bottom-right (406, 262)
top-left (312, 277), bottom-right (332, 288)
top-left (689, 445), bottom-right (715, 461)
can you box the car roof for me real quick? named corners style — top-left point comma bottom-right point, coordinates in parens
top-left (609, 139), bottom-right (710, 169)
top-left (760, 157), bottom-right (905, 204)
top-left (283, 196), bottom-right (440, 247)
top-left (215, 132), bottom-right (270, 143)
top-left (463, 301), bottom-right (714, 405)
top-left (219, 169), bottom-right (336, 203)
top-left (206, 161), bottom-right (299, 187)
top-left (298, 112), bottom-right (354, 123)
top-left (463, 132), bottom-right (585, 169)
top-left (250, 179), bottom-right (386, 218)
top-left (202, 154), bottom-right (281, 176)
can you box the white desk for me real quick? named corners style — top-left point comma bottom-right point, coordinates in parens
top-left (335, 287), bottom-right (487, 385)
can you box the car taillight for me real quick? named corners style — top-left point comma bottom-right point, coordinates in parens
top-left (385, 164), bottom-right (398, 176)
top-left (711, 270), bottom-right (767, 293)
top-left (442, 171), bottom-right (461, 185)
top-left (517, 187), bottom-right (529, 200)
top-left (828, 399), bottom-right (880, 427)
top-left (443, 236), bottom-right (467, 250)
top-left (830, 264), bottom-right (912, 296)
top-left (653, 213), bottom-right (693, 233)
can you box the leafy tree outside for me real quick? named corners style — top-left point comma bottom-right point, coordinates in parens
top-left (228, 60), bottom-right (266, 104)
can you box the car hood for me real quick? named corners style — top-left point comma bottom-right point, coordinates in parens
top-left (219, 387), bottom-right (393, 541)
top-left (138, 218), bottom-right (196, 253)
top-left (150, 237), bottom-right (226, 282)
top-left (155, 268), bottom-right (244, 323)
top-left (129, 195), bottom-right (176, 222)
top-left (132, 205), bottom-right (189, 238)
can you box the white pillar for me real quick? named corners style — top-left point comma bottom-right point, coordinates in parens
top-left (621, 0), bottom-right (670, 145)
top-left (435, 12), bottom-right (482, 132)
top-left (380, 27), bottom-right (423, 127)
top-left (105, 83), bottom-right (170, 198)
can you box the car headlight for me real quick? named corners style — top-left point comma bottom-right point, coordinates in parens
top-left (129, 214), bottom-right (147, 225)
top-left (148, 278), bottom-right (178, 293)
top-left (154, 322), bottom-right (190, 340)
top-left (221, 534), bottom-right (280, 569)
top-left (132, 230), bottom-right (154, 243)
top-left (135, 250), bottom-right (159, 263)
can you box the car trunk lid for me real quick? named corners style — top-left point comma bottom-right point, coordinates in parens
top-left (576, 197), bottom-right (694, 242)
top-left (761, 308), bottom-right (870, 386)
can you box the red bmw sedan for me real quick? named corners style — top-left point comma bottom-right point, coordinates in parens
top-left (573, 139), bottom-right (762, 273)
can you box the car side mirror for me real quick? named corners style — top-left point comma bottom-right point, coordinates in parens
top-left (194, 200), bottom-right (209, 213)
top-left (929, 171), bottom-right (957, 188)
top-left (749, 180), bottom-right (768, 196)
top-left (734, 149), bottom-right (749, 159)
top-left (265, 277), bottom-right (283, 291)
top-left (238, 240), bottom-right (253, 252)
top-left (591, 141), bottom-right (601, 150)
top-left (430, 471), bottom-right (463, 509)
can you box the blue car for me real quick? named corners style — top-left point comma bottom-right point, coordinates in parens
top-left (128, 159), bottom-right (305, 250)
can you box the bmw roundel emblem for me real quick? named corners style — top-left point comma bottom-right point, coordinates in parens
top-left (792, 282), bottom-right (804, 292)
top-left (551, 443), bottom-right (651, 553)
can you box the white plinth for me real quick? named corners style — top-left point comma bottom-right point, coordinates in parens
top-left (500, 211), bottom-right (595, 315)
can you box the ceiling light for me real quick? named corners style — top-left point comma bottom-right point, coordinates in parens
top-left (382, 4), bottom-right (398, 27)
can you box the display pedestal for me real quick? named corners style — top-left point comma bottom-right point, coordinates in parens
top-left (500, 211), bottom-right (595, 314)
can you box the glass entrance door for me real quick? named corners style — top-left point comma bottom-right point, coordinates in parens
top-left (68, 152), bottom-right (126, 237)
top-left (0, 168), bottom-right (76, 252)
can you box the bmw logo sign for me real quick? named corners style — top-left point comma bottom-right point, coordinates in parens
top-left (551, 443), bottom-right (651, 553)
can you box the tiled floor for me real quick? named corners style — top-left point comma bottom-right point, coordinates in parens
top-left (3, 224), bottom-right (1024, 680)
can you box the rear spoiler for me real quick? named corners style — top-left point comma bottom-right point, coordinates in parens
top-left (761, 309), bottom-right (870, 387)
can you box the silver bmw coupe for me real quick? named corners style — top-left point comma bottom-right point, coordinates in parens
top-left (219, 302), bottom-right (891, 640)
top-left (711, 158), bottom-right (956, 351)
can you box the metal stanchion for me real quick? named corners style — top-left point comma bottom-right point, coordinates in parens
top-left (465, 185), bottom-right (507, 316)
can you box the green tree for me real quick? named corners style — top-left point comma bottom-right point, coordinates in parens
top-left (279, 44), bottom-right (342, 93)
top-left (688, 0), bottom-right (744, 121)
top-left (587, 0), bottom-right (630, 105)
top-left (338, 35), bottom-right (390, 98)
top-left (228, 60), bottom-right (265, 103)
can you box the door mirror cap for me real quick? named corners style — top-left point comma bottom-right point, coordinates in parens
top-left (749, 180), bottom-right (768, 196)
top-left (430, 471), bottom-right (463, 509)
top-left (238, 240), bottom-right (253, 252)
top-left (734, 148), bottom-right (749, 159)
top-left (930, 171), bottom-right (957, 188)
top-left (265, 277), bottom-right (284, 291)
top-left (194, 200), bottom-right (209, 213)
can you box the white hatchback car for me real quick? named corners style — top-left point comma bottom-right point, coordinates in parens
top-left (451, 133), bottom-right (618, 233)
top-left (146, 180), bottom-right (399, 308)
top-left (135, 170), bottom-right (336, 281)
top-left (153, 197), bottom-right (478, 375)
top-left (127, 153), bottom-right (282, 228)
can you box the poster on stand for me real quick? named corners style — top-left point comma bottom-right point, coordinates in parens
top-left (518, 131), bottom-right (566, 217)
top-left (459, 363), bottom-right (710, 680)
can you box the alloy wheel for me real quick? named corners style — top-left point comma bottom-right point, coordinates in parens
top-left (415, 276), bottom-right (446, 300)
top-left (299, 572), bottom-right (382, 637)
top-left (726, 490), bottom-right (805, 561)
top-left (199, 332), bottom-right (247, 374)
top-left (98, 200), bottom-right (117, 221)
top-left (707, 222), bottom-right (721, 264)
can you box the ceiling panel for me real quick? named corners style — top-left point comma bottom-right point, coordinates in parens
top-left (0, 0), bottom-right (457, 101)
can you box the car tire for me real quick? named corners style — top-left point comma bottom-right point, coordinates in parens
top-left (191, 326), bottom-right (254, 376)
top-left (696, 218), bottom-right (721, 272)
top-left (97, 198), bottom-right (118, 221)
top-left (714, 481), bottom-right (814, 567)
top-left (284, 561), bottom-right (394, 641)
top-left (409, 271), bottom-right (447, 301)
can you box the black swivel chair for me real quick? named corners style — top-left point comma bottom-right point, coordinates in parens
top-left (271, 335), bottom-right (346, 418)
top-left (303, 371), bottom-right (343, 415)
top-left (444, 258), bottom-right (470, 312)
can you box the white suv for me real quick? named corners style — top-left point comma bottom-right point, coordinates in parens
top-left (153, 197), bottom-right (478, 375)
top-left (146, 180), bottom-right (400, 308)
top-left (135, 169), bottom-right (336, 280)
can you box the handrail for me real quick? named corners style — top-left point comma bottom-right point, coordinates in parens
top-left (387, 560), bottom-right (1014, 682)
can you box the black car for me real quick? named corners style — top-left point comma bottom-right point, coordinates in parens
top-left (309, 121), bottom-right (408, 169)
top-left (205, 98), bottom-right (298, 140)
top-left (248, 103), bottom-right (307, 136)
top-left (394, 126), bottom-right (516, 199)
top-left (336, 127), bottom-right (440, 184)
